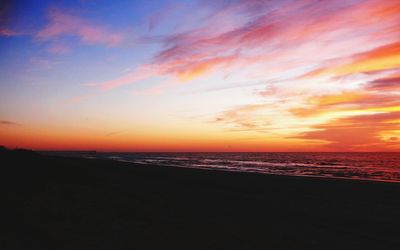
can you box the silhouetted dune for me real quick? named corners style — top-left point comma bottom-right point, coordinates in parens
top-left (2, 149), bottom-right (400, 250)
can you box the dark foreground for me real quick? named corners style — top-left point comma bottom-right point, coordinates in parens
top-left (2, 149), bottom-right (400, 250)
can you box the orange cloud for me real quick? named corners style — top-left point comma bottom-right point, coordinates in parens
top-left (215, 104), bottom-right (270, 130)
top-left (0, 120), bottom-right (20, 126)
top-left (305, 42), bottom-right (400, 78)
top-left (294, 112), bottom-right (400, 151)
top-left (171, 54), bottom-right (238, 82)
top-left (335, 42), bottom-right (400, 75)
top-left (291, 90), bottom-right (400, 119)
top-left (310, 92), bottom-right (368, 106)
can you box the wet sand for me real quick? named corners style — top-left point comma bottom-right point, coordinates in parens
top-left (2, 149), bottom-right (400, 250)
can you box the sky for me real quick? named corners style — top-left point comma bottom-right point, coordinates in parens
top-left (0, 0), bottom-right (399, 152)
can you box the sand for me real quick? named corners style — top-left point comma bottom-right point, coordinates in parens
top-left (2, 149), bottom-right (400, 250)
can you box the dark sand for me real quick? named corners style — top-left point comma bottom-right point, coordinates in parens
top-left (2, 149), bottom-right (400, 250)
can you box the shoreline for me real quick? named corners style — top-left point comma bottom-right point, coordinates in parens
top-left (66, 152), bottom-right (400, 184)
top-left (118, 160), bottom-right (400, 184)
top-left (40, 150), bottom-right (400, 183)
top-left (2, 149), bottom-right (400, 250)
top-left (54, 153), bottom-right (400, 186)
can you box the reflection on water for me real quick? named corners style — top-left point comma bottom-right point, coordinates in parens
top-left (62, 152), bottom-right (400, 183)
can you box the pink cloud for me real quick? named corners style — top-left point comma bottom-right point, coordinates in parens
top-left (155, 0), bottom-right (400, 72)
top-left (98, 65), bottom-right (157, 91)
top-left (367, 76), bottom-right (400, 91)
top-left (36, 8), bottom-right (124, 47)
top-left (91, 0), bottom-right (400, 97)
top-left (147, 4), bottom-right (181, 32)
top-left (96, 53), bottom-right (239, 91)
top-left (0, 27), bottom-right (20, 36)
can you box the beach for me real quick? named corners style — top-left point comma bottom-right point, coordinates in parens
top-left (2, 149), bottom-right (400, 250)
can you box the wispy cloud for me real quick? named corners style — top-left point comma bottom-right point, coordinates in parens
top-left (294, 112), bottom-right (400, 150)
top-left (0, 120), bottom-right (20, 126)
top-left (97, 65), bottom-right (157, 91)
top-left (92, 0), bottom-right (399, 93)
top-left (214, 104), bottom-right (272, 130)
top-left (365, 73), bottom-right (400, 91)
top-left (0, 0), bottom-right (22, 37)
top-left (147, 4), bottom-right (182, 32)
top-left (304, 42), bottom-right (400, 78)
top-left (0, 27), bottom-right (20, 36)
top-left (36, 8), bottom-right (124, 47)
top-left (46, 42), bottom-right (71, 54)
top-left (105, 130), bottom-right (127, 137)
top-left (29, 57), bottom-right (62, 70)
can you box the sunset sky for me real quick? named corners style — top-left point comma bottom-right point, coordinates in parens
top-left (0, 0), bottom-right (400, 151)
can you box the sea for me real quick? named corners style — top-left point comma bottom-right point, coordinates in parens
top-left (44, 152), bottom-right (400, 183)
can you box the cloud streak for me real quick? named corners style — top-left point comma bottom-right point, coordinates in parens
top-left (294, 112), bottom-right (400, 150)
top-left (36, 8), bottom-right (124, 47)
top-left (0, 120), bottom-right (20, 126)
top-left (92, 0), bottom-right (399, 92)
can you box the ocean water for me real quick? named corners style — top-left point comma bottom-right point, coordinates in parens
top-left (51, 152), bottom-right (400, 183)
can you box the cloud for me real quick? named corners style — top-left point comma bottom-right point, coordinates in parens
top-left (36, 8), bottom-right (124, 46)
top-left (0, 120), bottom-right (20, 126)
top-left (0, 27), bottom-right (20, 36)
top-left (292, 91), bottom-right (400, 117)
top-left (46, 43), bottom-right (71, 54)
top-left (286, 74), bottom-right (400, 150)
top-left (166, 53), bottom-right (239, 82)
top-left (97, 65), bottom-right (157, 91)
top-left (366, 75), bottom-right (400, 91)
top-left (304, 42), bottom-right (400, 78)
top-left (214, 104), bottom-right (278, 131)
top-left (104, 130), bottom-right (127, 137)
top-left (147, 4), bottom-right (181, 32)
top-left (0, 1), bottom-right (23, 37)
top-left (92, 0), bottom-right (400, 93)
top-left (95, 51), bottom-right (240, 91)
top-left (294, 112), bottom-right (400, 150)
